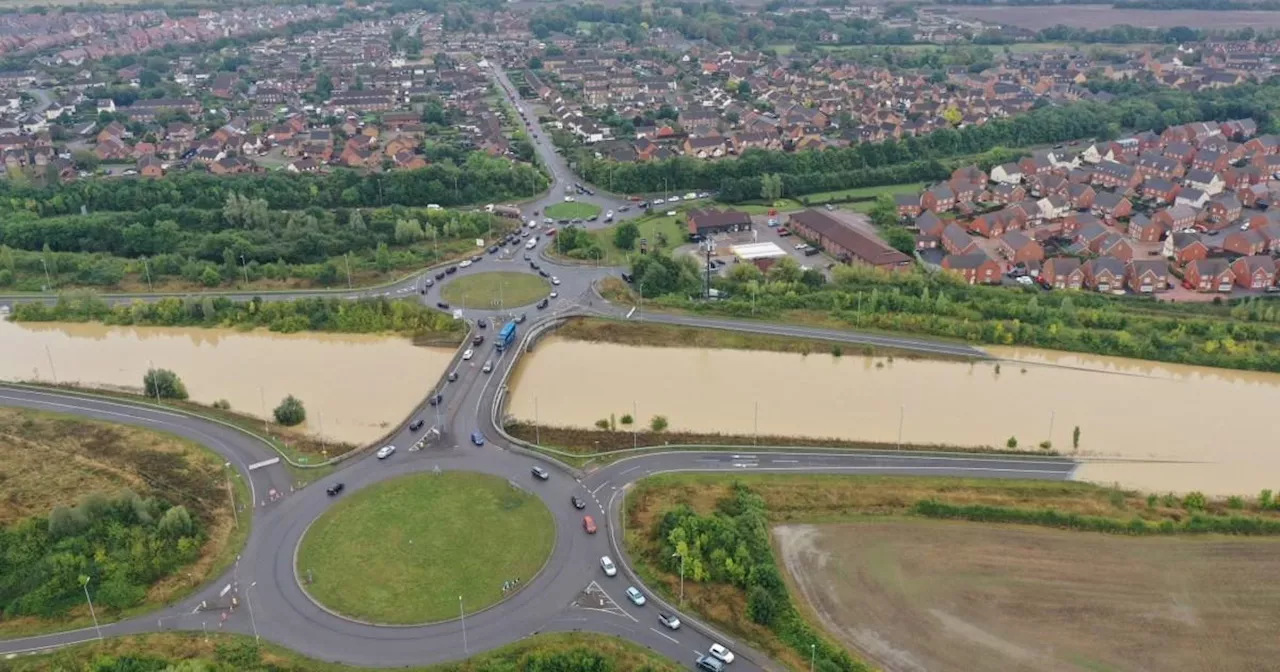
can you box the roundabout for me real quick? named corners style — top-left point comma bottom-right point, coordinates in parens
top-left (440, 271), bottom-right (550, 309)
top-left (544, 201), bottom-right (602, 220)
top-left (295, 471), bottom-right (554, 625)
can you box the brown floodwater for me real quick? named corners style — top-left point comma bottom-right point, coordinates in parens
top-left (0, 318), bottom-right (451, 444)
top-left (508, 338), bottom-right (1280, 495)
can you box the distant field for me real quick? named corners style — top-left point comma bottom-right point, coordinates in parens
top-left (776, 519), bottom-right (1280, 672)
top-left (951, 4), bottom-right (1280, 28)
top-left (804, 181), bottom-right (927, 205)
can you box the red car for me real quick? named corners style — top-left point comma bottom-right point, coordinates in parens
top-left (583, 516), bottom-right (597, 534)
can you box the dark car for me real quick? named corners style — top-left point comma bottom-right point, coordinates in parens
top-left (621, 272), bottom-right (633, 283)
top-left (571, 495), bottom-right (586, 509)
top-left (488, 245), bottom-right (500, 254)
top-left (471, 431), bottom-right (486, 446)
top-left (446, 266), bottom-right (458, 274)
top-left (437, 301), bottom-right (450, 310)
top-left (409, 419), bottom-right (425, 431)
top-left (471, 255), bottom-right (482, 263)
top-left (326, 483), bottom-right (345, 496)
top-left (530, 262), bottom-right (539, 270)
top-left (477, 318), bottom-right (488, 328)
top-left (531, 466), bottom-right (550, 480)
top-left (435, 272), bottom-right (446, 280)
top-left (558, 219), bottom-right (570, 225)
top-left (447, 371), bottom-right (458, 382)
top-left (536, 298), bottom-right (550, 309)
top-left (538, 270), bottom-right (550, 278)
top-left (427, 393), bottom-right (443, 406)
top-left (472, 334), bottom-right (485, 346)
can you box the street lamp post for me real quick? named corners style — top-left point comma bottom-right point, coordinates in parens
top-left (459, 595), bottom-right (468, 653)
top-left (246, 581), bottom-right (260, 641)
top-left (143, 256), bottom-right (153, 292)
top-left (672, 551), bottom-right (685, 605)
top-left (224, 462), bottom-right (238, 529)
top-left (40, 257), bottom-right (51, 290)
top-left (897, 404), bottom-right (905, 450)
top-left (239, 255), bottom-right (249, 284)
top-left (79, 575), bottom-right (103, 640)
top-left (344, 253), bottom-right (353, 289)
top-left (810, 644), bottom-right (816, 672)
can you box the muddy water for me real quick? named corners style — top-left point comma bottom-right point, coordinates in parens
top-left (508, 338), bottom-right (1280, 495)
top-left (0, 319), bottom-right (452, 444)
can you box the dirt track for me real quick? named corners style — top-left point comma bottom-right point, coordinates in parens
top-left (774, 520), bottom-right (1280, 672)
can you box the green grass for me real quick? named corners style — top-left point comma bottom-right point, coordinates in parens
top-left (559, 212), bottom-right (688, 265)
top-left (296, 471), bottom-right (554, 624)
top-left (545, 201), bottom-right (602, 220)
top-left (803, 181), bottom-right (926, 205)
top-left (440, 271), bottom-right (549, 309)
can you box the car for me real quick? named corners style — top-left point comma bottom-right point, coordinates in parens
top-left (570, 218), bottom-right (583, 225)
top-left (462, 348), bottom-right (474, 360)
top-left (472, 335), bottom-right (485, 346)
top-left (447, 370), bottom-right (458, 382)
top-left (515, 313), bottom-right (527, 324)
top-left (583, 515), bottom-right (597, 533)
top-left (530, 262), bottom-right (540, 270)
top-left (587, 215), bottom-right (598, 222)
top-left (428, 393), bottom-right (443, 406)
top-left (536, 298), bottom-right (549, 309)
top-left (665, 210), bottom-right (677, 216)
top-left (482, 360), bottom-right (493, 373)
top-left (446, 266), bottom-right (458, 274)
top-left (558, 218), bottom-right (570, 225)
top-left (708, 644), bottom-right (735, 664)
top-left (795, 242), bottom-right (807, 250)
top-left (409, 419), bottom-right (425, 431)
top-left (326, 483), bottom-right (345, 496)
top-left (531, 466), bottom-right (550, 480)
top-left (460, 260), bottom-right (472, 268)
top-left (695, 655), bottom-right (726, 672)
top-left (625, 587), bottom-right (646, 605)
top-left (571, 495), bottom-right (586, 509)
top-left (564, 196), bottom-right (575, 202)
top-left (824, 203), bottom-right (835, 211)
top-left (435, 272), bottom-right (446, 280)
top-left (539, 270), bottom-right (550, 278)
top-left (618, 205), bottom-right (630, 212)
top-left (424, 278), bottom-right (435, 288)
top-left (600, 555), bottom-right (617, 577)
top-left (523, 253), bottom-right (531, 261)
top-left (477, 318), bottom-right (488, 328)
top-left (376, 445), bottom-right (396, 459)
top-left (653, 198), bottom-right (665, 205)
top-left (777, 228), bottom-right (791, 237)
top-left (470, 431), bottom-right (485, 446)
top-left (551, 276), bottom-right (560, 285)
top-left (549, 291), bottom-right (558, 299)
top-left (488, 245), bottom-right (500, 254)
top-left (1016, 275), bottom-right (1034, 286)
top-left (544, 217), bottom-right (554, 224)
top-left (471, 255), bottom-right (482, 263)
top-left (657, 613), bottom-right (680, 630)
top-left (437, 301), bottom-right (450, 310)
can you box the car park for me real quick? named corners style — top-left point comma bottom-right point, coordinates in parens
top-left (657, 613), bottom-right (680, 630)
top-left (582, 515), bottom-right (597, 534)
top-left (463, 348), bottom-right (474, 360)
top-left (531, 466), bottom-right (550, 480)
top-left (625, 587), bottom-right (645, 606)
top-left (482, 360), bottom-right (493, 373)
top-left (470, 431), bottom-right (485, 446)
top-left (376, 445), bottom-right (396, 459)
top-left (571, 495), bottom-right (585, 509)
top-left (409, 419), bottom-right (425, 431)
top-left (708, 644), bottom-right (735, 664)
top-left (600, 556), bottom-right (617, 577)
top-left (326, 483), bottom-right (345, 496)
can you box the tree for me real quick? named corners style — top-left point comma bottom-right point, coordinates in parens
top-left (882, 226), bottom-right (915, 255)
top-left (613, 221), bottom-right (640, 250)
top-left (1006, 436), bottom-right (1018, 448)
top-left (144, 368), bottom-right (188, 400)
top-left (315, 72), bottom-right (333, 100)
top-left (1072, 425), bottom-right (1081, 450)
top-left (375, 242), bottom-right (392, 272)
top-left (746, 585), bottom-right (777, 625)
top-left (767, 256), bottom-right (802, 284)
top-left (528, 56), bottom-right (543, 70)
top-left (760, 173), bottom-right (783, 201)
top-left (158, 505), bottom-right (194, 538)
top-left (868, 193), bottom-right (898, 229)
top-left (394, 218), bottom-right (425, 243)
top-left (1182, 491), bottom-right (1207, 511)
top-left (620, 414), bottom-right (633, 425)
top-left (650, 415), bottom-right (669, 432)
top-left (273, 394), bottom-right (306, 426)
top-left (199, 265), bottom-right (222, 287)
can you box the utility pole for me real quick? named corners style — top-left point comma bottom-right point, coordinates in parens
top-left (143, 257), bottom-right (153, 292)
top-left (754, 401), bottom-right (759, 445)
top-left (810, 644), bottom-right (816, 672)
top-left (673, 551), bottom-right (685, 605)
top-left (632, 400), bottom-right (638, 449)
top-left (344, 253), bottom-right (353, 289)
top-left (79, 575), bottom-right (103, 640)
top-left (1048, 410), bottom-right (1055, 444)
top-left (246, 581), bottom-right (259, 641)
top-left (148, 359), bottom-right (160, 403)
top-left (44, 345), bottom-right (57, 384)
top-left (259, 386), bottom-right (269, 433)
top-left (225, 462), bottom-right (238, 529)
top-left (534, 396), bottom-right (540, 445)
top-left (702, 239), bottom-right (713, 299)
top-left (40, 257), bottom-right (51, 290)
top-left (239, 255), bottom-right (249, 285)
top-left (459, 595), bottom-right (468, 653)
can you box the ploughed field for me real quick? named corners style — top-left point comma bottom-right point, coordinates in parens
top-left (774, 520), bottom-right (1280, 672)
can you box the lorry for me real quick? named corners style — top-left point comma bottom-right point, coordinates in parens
top-left (496, 321), bottom-right (517, 352)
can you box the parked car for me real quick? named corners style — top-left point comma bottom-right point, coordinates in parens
top-left (326, 483), bottom-right (345, 496)
top-left (462, 348), bottom-right (474, 360)
top-left (708, 644), bottom-right (735, 664)
top-left (437, 302), bottom-right (450, 310)
top-left (459, 260), bottom-right (472, 268)
top-left (409, 419), bottom-right (425, 431)
top-left (625, 587), bottom-right (646, 606)
top-left (657, 613), bottom-right (680, 630)
top-left (428, 393), bottom-right (443, 406)
top-left (447, 371), bottom-right (458, 382)
top-left (446, 266), bottom-right (458, 274)
top-left (531, 466), bottom-right (550, 480)
top-left (536, 298), bottom-right (550, 309)
top-left (571, 495), bottom-right (586, 509)
top-left (424, 278), bottom-right (435, 288)
top-left (600, 555), bottom-right (617, 577)
top-left (376, 445), bottom-right (396, 459)
top-left (470, 431), bottom-right (485, 446)
top-left (551, 276), bottom-right (560, 285)
top-left (435, 271), bottom-right (446, 280)
top-left (583, 515), bottom-right (597, 534)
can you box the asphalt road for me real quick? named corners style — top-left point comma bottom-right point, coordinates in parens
top-left (0, 64), bottom-right (1028, 669)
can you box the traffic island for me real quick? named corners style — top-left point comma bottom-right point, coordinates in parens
top-left (295, 471), bottom-right (554, 624)
top-left (440, 271), bottom-right (550, 309)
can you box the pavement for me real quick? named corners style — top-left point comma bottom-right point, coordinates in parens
top-left (0, 64), bottom-right (1038, 669)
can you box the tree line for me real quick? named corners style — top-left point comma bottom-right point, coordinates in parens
top-left (11, 294), bottom-right (464, 339)
top-left (0, 489), bottom-right (201, 619)
top-left (578, 80), bottom-right (1280, 200)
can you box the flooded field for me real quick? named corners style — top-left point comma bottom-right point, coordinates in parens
top-left (0, 319), bottom-right (451, 444)
top-left (508, 337), bottom-right (1279, 495)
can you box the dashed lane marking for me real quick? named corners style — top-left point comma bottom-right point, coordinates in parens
top-left (650, 627), bottom-right (680, 644)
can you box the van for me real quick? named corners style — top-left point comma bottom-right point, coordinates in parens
top-left (525, 238), bottom-right (538, 250)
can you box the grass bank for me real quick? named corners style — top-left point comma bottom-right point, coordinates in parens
top-left (624, 474), bottom-right (1280, 671)
top-left (296, 471), bottom-right (554, 624)
top-left (0, 632), bottom-right (679, 672)
top-left (544, 201), bottom-right (602, 220)
top-left (0, 407), bottom-right (251, 638)
top-left (440, 271), bottom-right (549, 309)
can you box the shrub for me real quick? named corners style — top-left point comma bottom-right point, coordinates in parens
top-left (594, 419), bottom-right (610, 430)
top-left (1006, 436), bottom-right (1018, 449)
top-left (1261, 489), bottom-right (1274, 510)
top-left (273, 395), bottom-right (306, 426)
top-left (1146, 494), bottom-right (1158, 508)
top-left (620, 414), bottom-right (634, 425)
top-left (650, 415), bottom-right (669, 432)
top-left (1228, 496), bottom-right (1245, 510)
top-left (1183, 491), bottom-right (1207, 511)
top-left (212, 399), bottom-right (231, 410)
top-left (1039, 440), bottom-right (1052, 450)
top-left (143, 368), bottom-right (188, 400)
top-left (746, 585), bottom-right (777, 625)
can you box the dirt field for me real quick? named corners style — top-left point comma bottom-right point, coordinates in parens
top-left (950, 4), bottom-right (1280, 29)
top-left (774, 519), bottom-right (1280, 672)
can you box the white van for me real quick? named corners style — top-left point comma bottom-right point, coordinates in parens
top-left (525, 237), bottom-right (538, 250)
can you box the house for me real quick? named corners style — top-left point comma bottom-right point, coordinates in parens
top-left (1127, 214), bottom-right (1165, 243)
top-left (990, 162), bottom-right (1023, 186)
top-left (942, 223), bottom-right (979, 255)
top-left (1141, 177), bottom-right (1181, 204)
top-left (1223, 229), bottom-right (1267, 257)
top-left (990, 184), bottom-right (1026, 205)
top-left (1095, 234), bottom-right (1134, 262)
top-left (1232, 255), bottom-right (1277, 289)
top-left (1083, 256), bottom-right (1126, 292)
top-left (1091, 161), bottom-right (1140, 190)
top-left (1164, 232), bottom-right (1209, 265)
top-left (1185, 169), bottom-right (1225, 195)
top-left (941, 253), bottom-right (1001, 285)
top-left (787, 210), bottom-right (912, 270)
top-left (1204, 194), bottom-right (1242, 224)
top-left (686, 208), bottom-right (751, 237)
top-left (287, 157), bottom-right (320, 173)
top-left (1067, 183), bottom-right (1096, 210)
top-left (137, 154), bottom-right (163, 178)
top-left (1037, 195), bottom-right (1070, 221)
top-left (1126, 259), bottom-right (1169, 293)
top-left (1091, 192), bottom-right (1133, 221)
top-left (1184, 258), bottom-right (1235, 292)
top-left (895, 193), bottom-right (921, 218)
top-left (1153, 205), bottom-right (1198, 232)
top-left (921, 184), bottom-right (957, 212)
top-left (1042, 257), bottom-right (1084, 289)
top-left (683, 136), bottom-right (726, 159)
top-left (1176, 187), bottom-right (1211, 209)
top-left (998, 231), bottom-right (1044, 264)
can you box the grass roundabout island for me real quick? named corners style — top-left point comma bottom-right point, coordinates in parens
top-left (544, 201), bottom-right (601, 220)
top-left (296, 471), bottom-right (554, 624)
top-left (440, 271), bottom-right (550, 309)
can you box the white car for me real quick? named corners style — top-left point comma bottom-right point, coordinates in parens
top-left (376, 445), bottom-right (396, 459)
top-left (709, 644), bottom-right (735, 664)
top-left (665, 210), bottom-right (677, 216)
top-left (600, 555), bottom-right (617, 577)
top-left (459, 260), bottom-right (472, 268)
top-left (549, 291), bottom-right (558, 299)
top-left (1016, 275), bottom-right (1034, 286)
top-left (653, 198), bottom-right (665, 205)
top-left (463, 348), bottom-right (475, 360)
top-left (551, 276), bottom-right (560, 285)
top-left (564, 195), bottom-right (575, 202)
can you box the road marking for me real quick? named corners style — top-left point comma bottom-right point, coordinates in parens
top-left (733, 462), bottom-right (758, 468)
top-left (618, 465), bottom-right (642, 475)
top-left (771, 459), bottom-right (799, 464)
top-left (591, 481), bottom-right (611, 496)
top-left (650, 627), bottom-right (680, 644)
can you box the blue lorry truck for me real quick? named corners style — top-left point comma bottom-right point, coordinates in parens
top-left (496, 321), bottom-right (517, 351)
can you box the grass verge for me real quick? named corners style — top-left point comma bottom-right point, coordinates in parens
top-left (0, 407), bottom-right (252, 639)
top-left (0, 632), bottom-right (680, 672)
top-left (296, 471), bottom-right (554, 624)
top-left (545, 201), bottom-right (602, 220)
top-left (440, 271), bottom-right (550, 309)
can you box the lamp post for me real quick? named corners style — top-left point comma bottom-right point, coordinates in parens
top-left (239, 254), bottom-right (249, 284)
top-left (142, 256), bottom-right (153, 292)
top-left (246, 581), bottom-right (259, 641)
top-left (78, 575), bottom-right (103, 640)
top-left (459, 595), bottom-right (468, 653)
top-left (672, 551), bottom-right (685, 605)
top-left (40, 257), bottom-right (51, 290)
top-left (810, 643), bottom-right (816, 672)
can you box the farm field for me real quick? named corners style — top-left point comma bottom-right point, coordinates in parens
top-left (774, 519), bottom-right (1280, 672)
top-left (950, 4), bottom-right (1280, 29)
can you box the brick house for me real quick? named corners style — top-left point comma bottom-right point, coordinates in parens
top-left (686, 208), bottom-right (752, 237)
top-left (941, 223), bottom-right (979, 255)
top-left (921, 184), bottom-right (957, 212)
top-left (1127, 213), bottom-right (1165, 242)
top-left (1152, 205), bottom-right (1198, 233)
top-left (1067, 183), bottom-right (1096, 210)
top-left (895, 194), bottom-right (921, 218)
top-left (914, 211), bottom-right (946, 238)
top-left (990, 162), bottom-right (1023, 185)
top-left (1091, 161), bottom-right (1140, 191)
top-left (787, 210), bottom-right (912, 270)
top-left (1042, 257), bottom-right (1084, 289)
top-left (1141, 178), bottom-right (1181, 204)
top-left (1232, 255), bottom-right (1277, 289)
top-left (1126, 259), bottom-right (1169, 293)
top-left (1204, 194), bottom-right (1242, 224)
top-left (998, 230), bottom-right (1044, 264)
top-left (1184, 258), bottom-right (1235, 292)
top-left (1223, 229), bottom-right (1267, 256)
top-left (990, 184), bottom-right (1026, 204)
top-left (1095, 234), bottom-right (1135, 262)
top-left (1164, 232), bottom-right (1209, 265)
top-left (137, 154), bottom-right (163, 178)
top-left (1091, 191), bottom-right (1133, 221)
top-left (942, 253), bottom-right (1002, 284)
top-left (1083, 256), bottom-right (1126, 292)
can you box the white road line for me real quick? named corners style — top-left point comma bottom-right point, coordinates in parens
top-left (618, 466), bottom-right (642, 475)
top-left (650, 627), bottom-right (680, 644)
top-left (771, 459), bottom-right (799, 463)
top-left (591, 481), bottom-right (611, 496)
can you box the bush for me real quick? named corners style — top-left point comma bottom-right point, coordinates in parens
top-left (143, 368), bottom-right (188, 400)
top-left (273, 395), bottom-right (306, 426)
top-left (747, 585), bottom-right (777, 625)
top-left (1006, 436), bottom-right (1018, 449)
top-left (212, 399), bottom-right (231, 410)
top-left (650, 415), bottom-right (669, 432)
top-left (594, 419), bottom-right (610, 430)
top-left (1228, 496), bottom-right (1245, 510)
top-left (1183, 491), bottom-right (1207, 511)
top-left (620, 414), bottom-right (633, 425)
